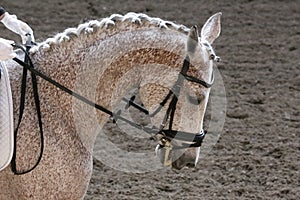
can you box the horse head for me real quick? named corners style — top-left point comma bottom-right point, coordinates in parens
top-left (149, 13), bottom-right (222, 169)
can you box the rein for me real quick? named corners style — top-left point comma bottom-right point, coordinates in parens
top-left (11, 44), bottom-right (214, 175)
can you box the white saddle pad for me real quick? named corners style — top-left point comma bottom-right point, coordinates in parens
top-left (0, 61), bottom-right (14, 171)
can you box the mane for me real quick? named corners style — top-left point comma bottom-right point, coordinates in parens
top-left (30, 12), bottom-right (190, 53)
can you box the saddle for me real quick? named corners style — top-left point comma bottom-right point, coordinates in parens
top-left (0, 61), bottom-right (14, 171)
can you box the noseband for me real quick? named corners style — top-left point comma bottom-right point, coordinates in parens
top-left (11, 44), bottom-right (216, 174)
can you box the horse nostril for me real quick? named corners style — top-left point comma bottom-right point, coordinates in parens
top-left (186, 163), bottom-right (196, 168)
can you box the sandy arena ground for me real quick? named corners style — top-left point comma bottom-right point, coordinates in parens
top-left (1, 0), bottom-right (299, 199)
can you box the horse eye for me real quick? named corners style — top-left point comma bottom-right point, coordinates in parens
top-left (209, 54), bottom-right (215, 60)
top-left (187, 94), bottom-right (202, 105)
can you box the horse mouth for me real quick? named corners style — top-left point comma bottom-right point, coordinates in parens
top-left (155, 144), bottom-right (197, 170)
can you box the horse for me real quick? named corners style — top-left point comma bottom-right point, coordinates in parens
top-left (0, 12), bottom-right (221, 199)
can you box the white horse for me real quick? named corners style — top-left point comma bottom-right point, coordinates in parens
top-left (0, 12), bottom-right (221, 199)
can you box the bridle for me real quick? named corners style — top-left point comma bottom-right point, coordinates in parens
top-left (11, 40), bottom-right (218, 174)
top-left (122, 55), bottom-right (214, 148)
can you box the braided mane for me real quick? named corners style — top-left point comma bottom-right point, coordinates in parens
top-left (31, 12), bottom-right (190, 53)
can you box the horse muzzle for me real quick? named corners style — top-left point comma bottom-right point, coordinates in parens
top-left (155, 139), bottom-right (200, 169)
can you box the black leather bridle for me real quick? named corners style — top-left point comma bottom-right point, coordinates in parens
top-left (11, 43), bottom-right (216, 174)
top-left (122, 55), bottom-right (214, 149)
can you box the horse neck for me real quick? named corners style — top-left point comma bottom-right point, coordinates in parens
top-left (30, 20), bottom-right (189, 150)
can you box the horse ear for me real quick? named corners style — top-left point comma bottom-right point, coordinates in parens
top-left (201, 12), bottom-right (222, 44)
top-left (186, 25), bottom-right (199, 53)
